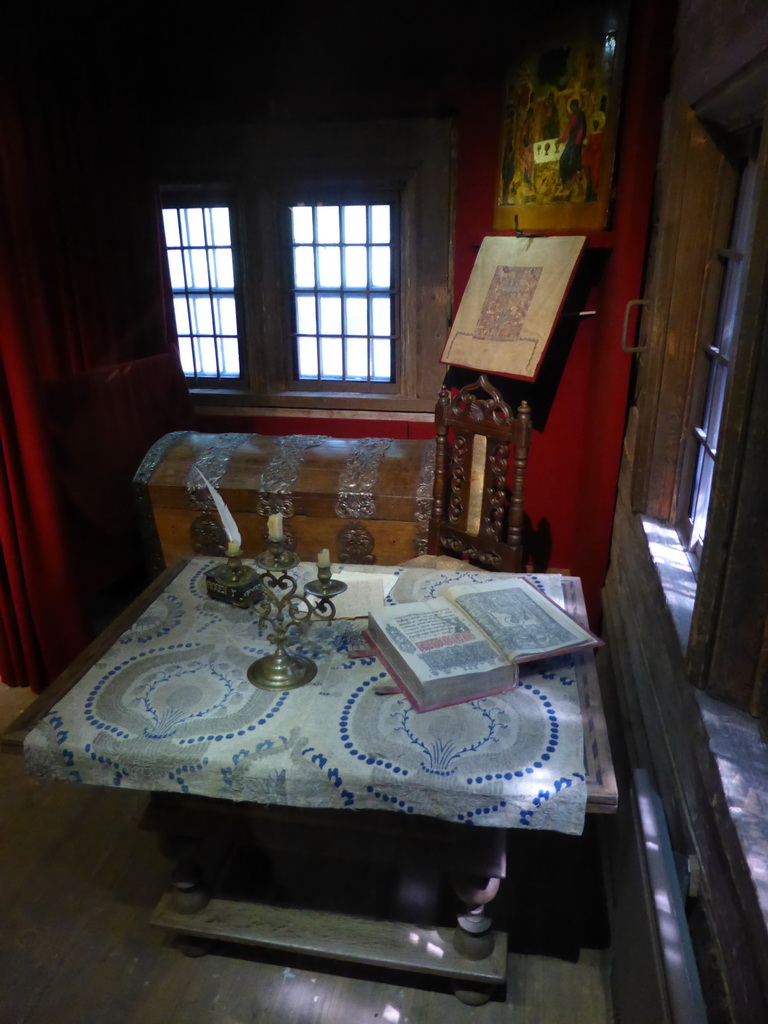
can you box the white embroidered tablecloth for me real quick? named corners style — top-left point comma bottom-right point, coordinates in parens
top-left (24, 560), bottom-right (587, 835)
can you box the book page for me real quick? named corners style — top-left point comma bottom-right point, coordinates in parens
top-left (373, 601), bottom-right (509, 681)
top-left (390, 567), bottom-right (563, 606)
top-left (306, 572), bottom-right (397, 619)
top-left (445, 578), bottom-right (596, 659)
top-left (439, 235), bottom-right (586, 380)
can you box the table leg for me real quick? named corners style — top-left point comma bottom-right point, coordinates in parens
top-left (451, 873), bottom-right (503, 1005)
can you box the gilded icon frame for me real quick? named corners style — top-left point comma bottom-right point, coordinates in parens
top-left (494, 4), bottom-right (627, 234)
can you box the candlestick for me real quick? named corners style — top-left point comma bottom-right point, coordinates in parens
top-left (247, 534), bottom-right (347, 691)
top-left (205, 551), bottom-right (260, 608)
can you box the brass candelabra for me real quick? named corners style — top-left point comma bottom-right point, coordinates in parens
top-left (247, 536), bottom-right (347, 691)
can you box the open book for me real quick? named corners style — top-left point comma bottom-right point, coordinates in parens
top-left (366, 577), bottom-right (602, 712)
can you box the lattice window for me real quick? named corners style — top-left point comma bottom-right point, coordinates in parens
top-left (162, 206), bottom-right (241, 381)
top-left (289, 202), bottom-right (398, 384)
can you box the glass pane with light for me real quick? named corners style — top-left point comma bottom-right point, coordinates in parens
top-left (209, 208), bottom-right (231, 246)
top-left (317, 246), bottom-right (341, 288)
top-left (370, 205), bottom-right (391, 243)
top-left (344, 246), bottom-right (368, 288)
top-left (372, 337), bottom-right (392, 380)
top-left (319, 295), bottom-right (342, 335)
top-left (345, 337), bottom-right (368, 380)
top-left (196, 337), bottom-right (219, 376)
top-left (173, 296), bottom-right (190, 334)
top-left (343, 205), bottom-right (367, 244)
top-left (294, 246), bottom-right (315, 288)
top-left (295, 295), bottom-right (317, 335)
top-left (190, 296), bottom-right (214, 335)
top-left (220, 337), bottom-right (240, 377)
top-left (320, 336), bottom-right (343, 379)
top-left (297, 336), bottom-right (319, 379)
top-left (167, 250), bottom-right (186, 290)
top-left (371, 296), bottom-right (391, 337)
top-left (345, 296), bottom-right (367, 336)
top-left (183, 208), bottom-right (206, 247)
top-left (370, 246), bottom-right (391, 288)
top-left (292, 206), bottom-right (314, 244)
top-left (188, 249), bottom-right (209, 289)
top-left (215, 296), bottom-right (238, 336)
top-left (162, 209), bottom-right (181, 248)
top-left (209, 248), bottom-right (234, 289)
top-left (316, 206), bottom-right (340, 244)
top-left (178, 337), bottom-right (194, 375)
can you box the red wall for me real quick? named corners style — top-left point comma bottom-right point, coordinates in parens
top-left (195, 1), bottom-right (672, 626)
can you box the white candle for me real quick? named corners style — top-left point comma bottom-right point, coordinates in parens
top-left (226, 540), bottom-right (241, 557)
top-left (317, 548), bottom-right (330, 567)
top-left (267, 513), bottom-right (283, 540)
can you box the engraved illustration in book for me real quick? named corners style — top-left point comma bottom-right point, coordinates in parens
top-left (366, 577), bottom-right (601, 712)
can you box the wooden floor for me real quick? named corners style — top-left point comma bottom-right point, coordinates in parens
top-left (0, 686), bottom-right (613, 1023)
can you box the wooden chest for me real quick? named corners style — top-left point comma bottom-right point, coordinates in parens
top-left (134, 431), bottom-right (435, 574)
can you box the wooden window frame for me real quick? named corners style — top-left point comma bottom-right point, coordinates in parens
top-left (155, 119), bottom-right (455, 416)
top-left (630, 92), bottom-right (768, 712)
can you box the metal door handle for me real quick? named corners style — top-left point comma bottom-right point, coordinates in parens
top-left (621, 299), bottom-right (650, 352)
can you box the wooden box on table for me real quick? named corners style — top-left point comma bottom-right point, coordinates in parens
top-left (134, 431), bottom-right (435, 574)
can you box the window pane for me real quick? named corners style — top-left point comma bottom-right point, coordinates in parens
top-left (317, 246), bottom-right (341, 288)
top-left (294, 246), bottom-right (316, 288)
top-left (716, 266), bottom-right (743, 359)
top-left (372, 337), bottom-right (392, 380)
top-left (182, 208), bottom-right (205, 247)
top-left (344, 246), bottom-right (368, 288)
top-left (704, 363), bottom-right (728, 451)
top-left (316, 206), bottom-right (340, 244)
top-left (297, 336), bottom-right (319, 378)
top-left (167, 250), bottom-right (186, 290)
top-left (208, 207), bottom-right (231, 246)
top-left (215, 296), bottom-right (238, 335)
top-left (370, 246), bottom-right (391, 288)
top-left (370, 205), bottom-right (390, 243)
top-left (209, 248), bottom-right (234, 289)
top-left (220, 337), bottom-right (240, 376)
top-left (343, 205), bottom-right (367, 243)
top-left (286, 199), bottom-right (399, 388)
top-left (371, 297), bottom-right (391, 336)
top-left (163, 209), bottom-right (180, 248)
top-left (295, 295), bottom-right (317, 335)
top-left (196, 337), bottom-right (219, 376)
top-left (345, 337), bottom-right (368, 380)
top-left (345, 296), bottom-right (367, 335)
top-left (178, 336), bottom-right (194, 374)
top-left (320, 336), bottom-right (343, 378)
top-left (163, 203), bottom-right (241, 384)
top-left (191, 296), bottom-right (214, 335)
top-left (690, 450), bottom-right (715, 547)
top-left (188, 249), bottom-right (210, 288)
top-left (319, 295), bottom-right (342, 335)
top-left (173, 296), bottom-right (190, 334)
top-left (292, 207), bottom-right (314, 244)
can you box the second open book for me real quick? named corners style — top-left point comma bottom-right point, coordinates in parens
top-left (366, 577), bottom-right (602, 712)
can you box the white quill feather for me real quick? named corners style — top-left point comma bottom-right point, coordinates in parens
top-left (193, 466), bottom-right (242, 553)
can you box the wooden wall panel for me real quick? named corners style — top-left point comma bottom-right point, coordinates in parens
top-left (603, 491), bottom-right (768, 1022)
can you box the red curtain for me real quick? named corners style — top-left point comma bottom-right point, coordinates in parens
top-left (0, 46), bottom-right (185, 691)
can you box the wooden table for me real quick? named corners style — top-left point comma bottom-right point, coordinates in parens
top-left (2, 560), bottom-right (616, 1002)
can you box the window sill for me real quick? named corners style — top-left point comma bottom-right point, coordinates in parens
top-left (189, 388), bottom-right (437, 418)
top-left (641, 516), bottom-right (697, 649)
top-left (642, 516), bottom-right (768, 941)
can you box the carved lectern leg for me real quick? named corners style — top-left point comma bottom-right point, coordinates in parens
top-left (451, 873), bottom-right (502, 1005)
